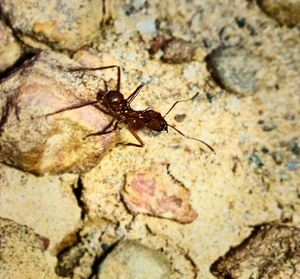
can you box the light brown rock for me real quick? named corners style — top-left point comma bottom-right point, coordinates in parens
top-left (0, 164), bottom-right (82, 254)
top-left (0, 0), bottom-right (104, 51)
top-left (258, 0), bottom-right (300, 27)
top-left (0, 51), bottom-right (117, 175)
top-left (0, 218), bottom-right (62, 279)
top-left (211, 223), bottom-right (300, 279)
top-left (97, 240), bottom-right (172, 279)
top-left (121, 163), bottom-right (198, 224)
top-left (0, 19), bottom-right (22, 73)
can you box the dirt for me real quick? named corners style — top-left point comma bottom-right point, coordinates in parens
top-left (0, 0), bottom-right (299, 278)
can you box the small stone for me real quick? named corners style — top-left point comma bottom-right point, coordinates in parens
top-left (258, 0), bottom-right (300, 28)
top-left (149, 35), bottom-right (166, 55)
top-left (249, 152), bottom-right (264, 168)
top-left (0, 0), bottom-right (104, 51)
top-left (162, 38), bottom-right (195, 64)
top-left (121, 163), bottom-right (198, 224)
top-left (206, 47), bottom-right (262, 95)
top-left (235, 17), bottom-right (246, 28)
top-left (174, 114), bottom-right (186, 123)
top-left (285, 161), bottom-right (299, 171)
top-left (272, 151), bottom-right (283, 164)
top-left (0, 19), bottom-right (23, 73)
top-left (0, 218), bottom-right (62, 279)
top-left (261, 146), bottom-right (269, 154)
top-left (261, 120), bottom-right (277, 131)
top-left (97, 241), bottom-right (172, 279)
top-left (288, 138), bottom-right (300, 155)
top-left (211, 223), bottom-right (300, 279)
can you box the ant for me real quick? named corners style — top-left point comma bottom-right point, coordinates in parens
top-left (46, 65), bottom-right (214, 153)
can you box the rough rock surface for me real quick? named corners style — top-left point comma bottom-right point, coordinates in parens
top-left (0, 18), bottom-right (22, 73)
top-left (97, 240), bottom-right (172, 279)
top-left (0, 51), bottom-right (116, 175)
top-left (0, 0), bottom-right (104, 51)
top-left (206, 47), bottom-right (264, 95)
top-left (0, 218), bottom-right (62, 279)
top-left (211, 223), bottom-right (300, 279)
top-left (0, 0), bottom-right (300, 279)
top-left (258, 0), bottom-right (300, 27)
top-left (0, 164), bottom-right (82, 254)
top-left (121, 163), bottom-right (198, 223)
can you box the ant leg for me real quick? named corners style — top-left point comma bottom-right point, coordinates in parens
top-left (85, 119), bottom-right (118, 138)
top-left (126, 83), bottom-right (145, 104)
top-left (118, 126), bottom-right (144, 147)
top-left (45, 100), bottom-right (100, 117)
top-left (68, 65), bottom-right (121, 92)
top-left (68, 65), bottom-right (119, 72)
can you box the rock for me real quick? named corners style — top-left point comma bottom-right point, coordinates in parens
top-left (206, 47), bottom-right (263, 95)
top-left (0, 18), bottom-right (23, 73)
top-left (261, 120), bottom-right (277, 131)
top-left (0, 164), bottom-right (82, 254)
top-left (121, 163), bottom-right (198, 224)
top-left (97, 240), bottom-right (172, 279)
top-left (149, 35), bottom-right (166, 56)
top-left (285, 161), bottom-right (299, 170)
top-left (211, 223), bottom-right (300, 279)
top-left (258, 0), bottom-right (300, 28)
top-left (0, 0), bottom-right (104, 51)
top-left (272, 151), bottom-right (283, 164)
top-left (249, 152), bottom-right (264, 168)
top-left (162, 38), bottom-right (195, 64)
top-left (0, 51), bottom-right (117, 175)
top-left (0, 218), bottom-right (62, 279)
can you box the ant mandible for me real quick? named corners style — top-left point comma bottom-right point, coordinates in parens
top-left (46, 65), bottom-right (215, 153)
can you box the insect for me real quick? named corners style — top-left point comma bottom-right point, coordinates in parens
top-left (46, 65), bottom-right (214, 153)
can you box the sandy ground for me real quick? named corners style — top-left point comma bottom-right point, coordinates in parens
top-left (0, 0), bottom-right (299, 278)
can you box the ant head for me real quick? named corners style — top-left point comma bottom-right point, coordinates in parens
top-left (105, 90), bottom-right (126, 108)
top-left (144, 110), bottom-right (168, 132)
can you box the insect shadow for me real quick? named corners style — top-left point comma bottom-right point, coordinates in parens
top-left (46, 65), bottom-right (214, 153)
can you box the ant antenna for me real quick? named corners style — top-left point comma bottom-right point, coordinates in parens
top-left (162, 92), bottom-right (215, 152)
top-left (164, 92), bottom-right (199, 118)
top-left (167, 124), bottom-right (215, 153)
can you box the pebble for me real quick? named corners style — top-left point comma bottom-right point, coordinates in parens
top-left (258, 0), bottom-right (300, 27)
top-left (162, 38), bottom-right (195, 64)
top-left (249, 152), bottom-right (264, 168)
top-left (97, 241), bottom-right (172, 279)
top-left (174, 114), bottom-right (186, 122)
top-left (0, 19), bottom-right (23, 73)
top-left (0, 0), bottom-right (104, 51)
top-left (206, 47), bottom-right (262, 95)
top-left (272, 151), bottom-right (283, 164)
top-left (288, 139), bottom-right (299, 155)
top-left (121, 163), bottom-right (198, 224)
top-left (285, 161), bottom-right (299, 171)
top-left (261, 120), bottom-right (277, 132)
